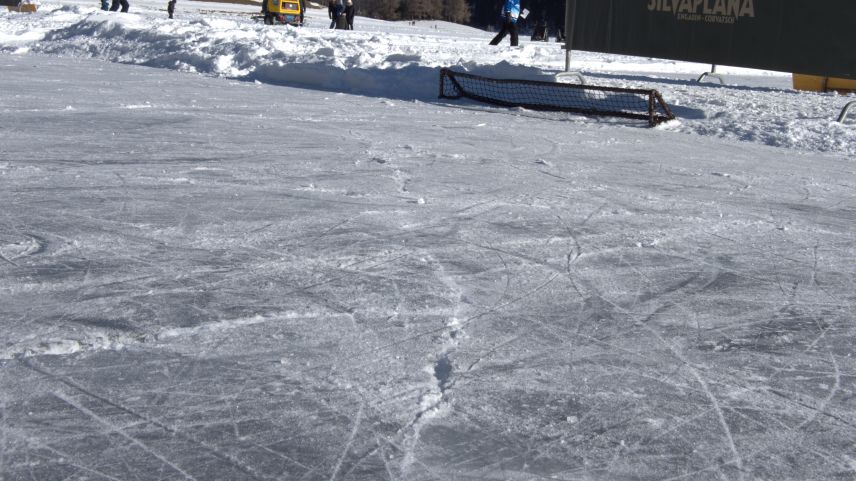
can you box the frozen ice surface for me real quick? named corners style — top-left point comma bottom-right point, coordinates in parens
top-left (1, 7), bottom-right (855, 480)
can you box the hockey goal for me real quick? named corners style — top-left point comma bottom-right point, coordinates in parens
top-left (439, 68), bottom-right (675, 127)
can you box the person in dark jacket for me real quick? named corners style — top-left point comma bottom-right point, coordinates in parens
top-left (167, 0), bottom-right (176, 18)
top-left (531, 15), bottom-right (547, 41)
top-left (344, 0), bottom-right (355, 29)
top-left (489, 0), bottom-right (520, 47)
top-left (328, 0), bottom-right (342, 28)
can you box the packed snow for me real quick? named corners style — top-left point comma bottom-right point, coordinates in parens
top-left (1, 1), bottom-right (855, 480)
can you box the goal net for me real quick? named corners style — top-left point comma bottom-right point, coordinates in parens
top-left (439, 68), bottom-right (675, 127)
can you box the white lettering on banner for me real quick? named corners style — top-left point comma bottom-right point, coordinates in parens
top-left (648, 0), bottom-right (755, 24)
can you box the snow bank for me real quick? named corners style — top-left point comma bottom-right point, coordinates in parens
top-left (1, 1), bottom-right (853, 156)
top-left (1, 4), bottom-right (550, 100)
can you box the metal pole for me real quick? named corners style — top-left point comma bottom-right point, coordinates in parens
top-left (838, 101), bottom-right (856, 123)
top-left (564, 0), bottom-right (576, 72)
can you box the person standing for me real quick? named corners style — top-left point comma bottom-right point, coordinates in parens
top-left (531, 14), bottom-right (547, 41)
top-left (167, 0), bottom-right (176, 18)
top-left (328, 0), bottom-right (341, 28)
top-left (344, 0), bottom-right (355, 30)
top-left (489, 0), bottom-right (520, 47)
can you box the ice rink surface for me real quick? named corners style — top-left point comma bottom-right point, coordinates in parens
top-left (1, 3), bottom-right (856, 480)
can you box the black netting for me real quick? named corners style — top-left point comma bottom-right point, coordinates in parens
top-left (439, 69), bottom-right (675, 127)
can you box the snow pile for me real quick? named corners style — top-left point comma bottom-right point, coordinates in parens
top-left (1, 1), bottom-right (853, 155)
top-left (0, 3), bottom-right (549, 99)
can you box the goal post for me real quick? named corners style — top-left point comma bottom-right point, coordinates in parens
top-left (563, 0), bottom-right (575, 73)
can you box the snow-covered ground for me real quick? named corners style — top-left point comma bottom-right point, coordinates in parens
top-left (3, 0), bottom-right (856, 155)
top-left (1, 2), bottom-right (855, 480)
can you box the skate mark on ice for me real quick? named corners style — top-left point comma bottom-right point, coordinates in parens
top-left (338, 439), bottom-right (391, 481)
top-left (568, 268), bottom-right (747, 479)
top-left (22, 360), bottom-right (270, 481)
top-left (8, 433), bottom-right (125, 481)
top-left (313, 214), bottom-right (363, 240)
top-left (328, 400), bottom-right (365, 481)
top-left (303, 391), bottom-right (439, 480)
top-left (462, 333), bottom-right (524, 374)
top-left (378, 441), bottom-right (398, 481)
top-left (0, 396), bottom-right (5, 480)
top-left (798, 353), bottom-right (842, 430)
top-left (765, 387), bottom-right (856, 428)
top-left (0, 251), bottom-right (17, 267)
top-left (368, 273), bottom-right (560, 355)
top-left (642, 320), bottom-right (746, 481)
top-left (246, 442), bottom-right (313, 471)
top-left (52, 391), bottom-right (199, 481)
top-left (285, 252), bottom-right (408, 296)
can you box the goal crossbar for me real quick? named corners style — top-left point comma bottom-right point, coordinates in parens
top-left (439, 68), bottom-right (675, 127)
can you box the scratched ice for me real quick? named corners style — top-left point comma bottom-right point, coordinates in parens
top-left (1, 4), bottom-right (855, 481)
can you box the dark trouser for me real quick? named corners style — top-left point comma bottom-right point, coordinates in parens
top-left (167, 0), bottom-right (175, 18)
top-left (109, 0), bottom-right (128, 11)
top-left (345, 6), bottom-right (354, 29)
top-left (489, 19), bottom-right (518, 46)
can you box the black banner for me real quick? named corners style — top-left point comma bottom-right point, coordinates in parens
top-left (567, 0), bottom-right (856, 79)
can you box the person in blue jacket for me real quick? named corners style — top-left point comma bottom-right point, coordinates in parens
top-left (489, 0), bottom-right (521, 46)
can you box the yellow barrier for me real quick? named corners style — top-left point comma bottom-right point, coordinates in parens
top-left (7, 2), bottom-right (38, 11)
top-left (793, 74), bottom-right (856, 93)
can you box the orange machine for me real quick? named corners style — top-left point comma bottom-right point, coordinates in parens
top-left (263, 0), bottom-right (301, 25)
